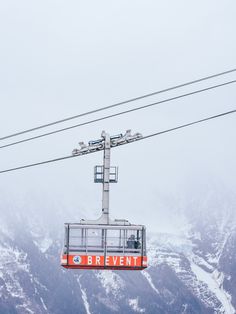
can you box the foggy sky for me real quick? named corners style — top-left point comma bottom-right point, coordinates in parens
top-left (0, 0), bottom-right (236, 233)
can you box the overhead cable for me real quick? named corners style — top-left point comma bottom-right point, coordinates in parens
top-left (1, 79), bottom-right (236, 150)
top-left (0, 108), bottom-right (235, 174)
top-left (1, 68), bottom-right (236, 141)
top-left (140, 108), bottom-right (236, 141)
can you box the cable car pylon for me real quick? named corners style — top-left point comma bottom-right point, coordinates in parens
top-left (61, 130), bottom-right (147, 270)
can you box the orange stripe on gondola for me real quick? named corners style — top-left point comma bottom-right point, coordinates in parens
top-left (61, 254), bottom-right (147, 269)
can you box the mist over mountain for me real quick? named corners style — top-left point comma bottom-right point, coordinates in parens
top-left (0, 182), bottom-right (236, 313)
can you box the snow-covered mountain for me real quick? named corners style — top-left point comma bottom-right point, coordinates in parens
top-left (0, 186), bottom-right (236, 314)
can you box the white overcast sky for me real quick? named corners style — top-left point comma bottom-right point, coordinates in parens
top-left (0, 0), bottom-right (236, 233)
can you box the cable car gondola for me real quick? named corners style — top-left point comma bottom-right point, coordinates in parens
top-left (61, 131), bottom-right (147, 270)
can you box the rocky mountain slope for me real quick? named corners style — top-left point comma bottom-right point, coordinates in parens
top-left (0, 188), bottom-right (235, 314)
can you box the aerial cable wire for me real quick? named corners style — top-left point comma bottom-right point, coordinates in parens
top-left (139, 108), bottom-right (236, 141)
top-left (1, 68), bottom-right (236, 141)
top-left (1, 79), bottom-right (236, 150)
top-left (0, 108), bottom-right (235, 174)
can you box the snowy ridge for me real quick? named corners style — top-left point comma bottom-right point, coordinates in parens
top-left (148, 225), bottom-right (236, 314)
top-left (95, 270), bottom-right (125, 297)
top-left (129, 298), bottom-right (145, 313)
top-left (0, 242), bottom-right (33, 313)
top-left (142, 270), bottom-right (159, 295)
top-left (77, 275), bottom-right (91, 314)
top-left (190, 257), bottom-right (235, 314)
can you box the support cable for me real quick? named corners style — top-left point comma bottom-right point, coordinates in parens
top-left (1, 68), bottom-right (236, 141)
top-left (0, 108), bottom-right (235, 174)
top-left (1, 80), bottom-right (235, 150)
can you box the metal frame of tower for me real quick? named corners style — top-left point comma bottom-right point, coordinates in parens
top-left (101, 131), bottom-right (111, 223)
top-left (72, 130), bottom-right (142, 226)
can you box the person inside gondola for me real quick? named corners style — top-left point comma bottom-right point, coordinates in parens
top-left (127, 234), bottom-right (135, 248)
